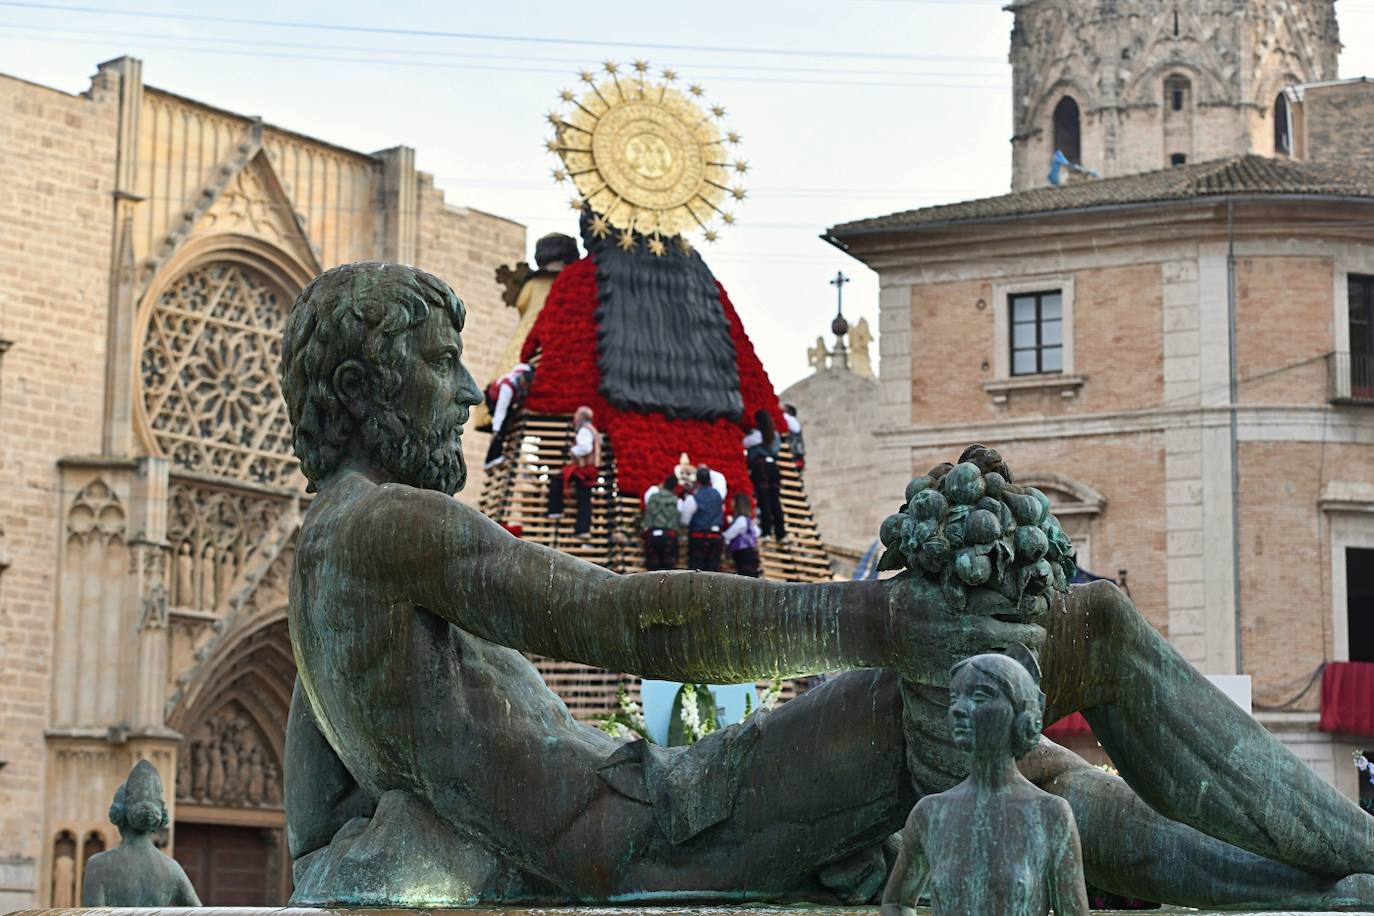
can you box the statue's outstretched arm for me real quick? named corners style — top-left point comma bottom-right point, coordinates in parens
top-left (364, 485), bottom-right (1044, 684)
top-left (404, 488), bottom-right (893, 680)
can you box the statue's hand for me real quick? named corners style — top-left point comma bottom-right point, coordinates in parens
top-left (887, 572), bottom-right (1047, 686)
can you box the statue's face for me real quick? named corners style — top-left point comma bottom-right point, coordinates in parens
top-left (362, 309), bottom-right (482, 495)
top-left (948, 664), bottom-right (1014, 757)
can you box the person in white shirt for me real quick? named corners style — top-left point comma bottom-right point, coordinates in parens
top-left (546, 406), bottom-right (600, 536)
top-left (783, 404), bottom-right (806, 473)
top-left (483, 363), bottom-right (532, 468)
top-left (723, 492), bottom-right (762, 577)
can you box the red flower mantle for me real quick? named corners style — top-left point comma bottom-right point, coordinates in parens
top-left (521, 256), bottom-right (784, 501)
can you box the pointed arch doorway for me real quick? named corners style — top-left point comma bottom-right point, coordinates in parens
top-left (168, 616), bottom-right (295, 905)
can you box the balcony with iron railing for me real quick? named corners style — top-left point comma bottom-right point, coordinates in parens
top-left (1327, 352), bottom-right (1374, 405)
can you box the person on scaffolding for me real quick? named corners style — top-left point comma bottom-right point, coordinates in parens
top-left (547, 405), bottom-right (599, 538)
top-left (679, 465), bottom-right (727, 571)
top-left (743, 409), bottom-right (786, 542)
top-left (642, 472), bottom-right (683, 570)
top-left (482, 362), bottom-right (533, 469)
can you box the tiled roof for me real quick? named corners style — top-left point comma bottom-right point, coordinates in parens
top-left (826, 155), bottom-right (1374, 238)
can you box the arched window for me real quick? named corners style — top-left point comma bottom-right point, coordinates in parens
top-left (1053, 96), bottom-right (1081, 164)
top-left (140, 261), bottom-right (299, 485)
top-left (1274, 92), bottom-right (1292, 155)
top-left (1164, 75), bottom-right (1191, 114)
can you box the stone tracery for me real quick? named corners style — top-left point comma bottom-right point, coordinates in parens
top-left (140, 262), bottom-right (297, 486)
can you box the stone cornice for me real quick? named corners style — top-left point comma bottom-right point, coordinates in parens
top-left (873, 404), bottom-right (1374, 450)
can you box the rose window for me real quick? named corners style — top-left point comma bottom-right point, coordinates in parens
top-left (140, 263), bottom-right (297, 485)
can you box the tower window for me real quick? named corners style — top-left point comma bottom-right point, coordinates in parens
top-left (1173, 8), bottom-right (1180, 37)
top-left (1053, 96), bottom-right (1081, 165)
top-left (1170, 153), bottom-right (1187, 166)
top-left (1164, 75), bottom-right (1191, 113)
top-left (1274, 92), bottom-right (1292, 155)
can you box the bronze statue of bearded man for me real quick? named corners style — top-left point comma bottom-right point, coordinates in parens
top-left (280, 261), bottom-right (1374, 910)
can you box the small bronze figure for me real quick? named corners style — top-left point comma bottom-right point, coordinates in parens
top-left (81, 760), bottom-right (201, 907)
top-left (882, 650), bottom-right (1089, 916)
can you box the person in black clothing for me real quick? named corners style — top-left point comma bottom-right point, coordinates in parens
top-left (744, 409), bottom-right (786, 541)
top-left (680, 465), bottom-right (726, 571)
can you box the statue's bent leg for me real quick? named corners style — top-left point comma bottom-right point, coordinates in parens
top-left (579, 668), bottom-right (913, 901)
top-left (1043, 581), bottom-right (1374, 878)
top-left (1026, 739), bottom-right (1372, 910)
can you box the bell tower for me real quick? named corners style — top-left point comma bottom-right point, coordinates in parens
top-left (1008, 0), bottom-right (1341, 190)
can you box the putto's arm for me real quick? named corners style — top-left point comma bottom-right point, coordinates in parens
top-left (376, 486), bottom-right (895, 682)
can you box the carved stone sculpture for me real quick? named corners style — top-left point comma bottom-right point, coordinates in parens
top-left (280, 262), bottom-right (1374, 909)
top-left (882, 649), bottom-right (1088, 916)
top-left (80, 761), bottom-right (201, 907)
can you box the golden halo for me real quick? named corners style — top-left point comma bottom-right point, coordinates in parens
top-left (546, 60), bottom-right (746, 244)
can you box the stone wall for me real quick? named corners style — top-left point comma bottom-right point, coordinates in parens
top-left (778, 367), bottom-right (882, 555)
top-left (1298, 79), bottom-right (1374, 166)
top-left (413, 175), bottom-right (525, 504)
top-left (0, 67), bottom-right (121, 907)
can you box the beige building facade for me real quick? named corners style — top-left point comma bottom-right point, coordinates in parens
top-left (0, 57), bottom-right (523, 908)
top-left (828, 155), bottom-right (1374, 797)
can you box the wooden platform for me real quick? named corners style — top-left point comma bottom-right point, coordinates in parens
top-left (479, 411), bottom-right (834, 720)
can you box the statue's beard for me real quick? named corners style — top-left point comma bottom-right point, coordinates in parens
top-left (361, 408), bottom-right (467, 495)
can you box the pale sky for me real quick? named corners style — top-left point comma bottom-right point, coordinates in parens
top-left (3, 0), bottom-right (1372, 390)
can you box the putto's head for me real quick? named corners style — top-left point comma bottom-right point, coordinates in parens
top-left (109, 760), bottom-right (169, 836)
top-left (534, 232), bottom-right (579, 271)
top-left (948, 650), bottom-right (1045, 760)
top-left (281, 262), bottom-right (482, 495)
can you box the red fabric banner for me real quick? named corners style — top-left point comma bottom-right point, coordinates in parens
top-left (1320, 661), bottom-right (1374, 736)
top-left (1044, 711), bottom-right (1093, 740)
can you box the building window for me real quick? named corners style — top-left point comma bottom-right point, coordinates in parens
top-left (1165, 75), bottom-right (1191, 113)
top-left (1010, 290), bottom-right (1064, 375)
top-left (1348, 547), bottom-right (1374, 662)
top-left (1351, 274), bottom-right (1374, 399)
top-left (1274, 93), bottom-right (1291, 155)
top-left (1053, 96), bottom-right (1081, 164)
top-left (1170, 153), bottom-right (1187, 166)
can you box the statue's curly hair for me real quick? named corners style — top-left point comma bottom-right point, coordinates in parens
top-left (281, 262), bottom-right (466, 490)
top-left (108, 778), bottom-right (169, 832)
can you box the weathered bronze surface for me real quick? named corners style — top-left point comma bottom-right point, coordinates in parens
top-left (79, 762), bottom-right (200, 907)
top-left (279, 262), bottom-right (1374, 910)
top-left (882, 651), bottom-right (1088, 916)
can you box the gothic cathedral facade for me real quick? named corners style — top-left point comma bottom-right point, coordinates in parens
top-left (0, 57), bottom-right (524, 908)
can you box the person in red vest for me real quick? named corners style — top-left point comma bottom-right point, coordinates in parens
top-left (547, 405), bottom-right (599, 537)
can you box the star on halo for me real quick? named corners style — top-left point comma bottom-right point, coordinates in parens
top-left (603, 60), bottom-right (620, 74)
top-left (710, 105), bottom-right (726, 118)
top-left (633, 59), bottom-right (650, 73)
top-left (661, 67), bottom-right (678, 82)
top-left (726, 130), bottom-right (742, 145)
top-left (730, 186), bottom-right (747, 201)
top-left (676, 237), bottom-right (694, 255)
top-left (617, 229), bottom-right (638, 252)
top-left (647, 236), bottom-right (667, 257)
top-left (551, 167), bottom-right (569, 183)
top-left (559, 88), bottom-right (576, 102)
top-left (732, 159), bottom-right (749, 174)
top-left (579, 69), bottom-right (596, 83)
top-left (703, 229), bottom-right (719, 243)
top-left (688, 83), bottom-right (705, 97)
top-left (721, 212), bottom-right (736, 225)
top-left (589, 214), bottom-right (612, 239)
top-left (569, 195), bottom-right (586, 211)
